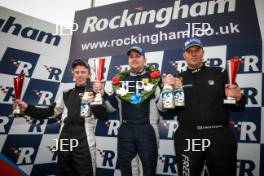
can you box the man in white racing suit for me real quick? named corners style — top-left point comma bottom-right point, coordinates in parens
top-left (14, 59), bottom-right (107, 176)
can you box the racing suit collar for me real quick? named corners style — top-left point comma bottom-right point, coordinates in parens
top-left (75, 84), bottom-right (86, 92)
top-left (187, 62), bottom-right (206, 74)
top-left (130, 68), bottom-right (146, 76)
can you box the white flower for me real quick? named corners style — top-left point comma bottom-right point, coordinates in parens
top-left (116, 87), bottom-right (128, 96)
top-left (143, 83), bottom-right (154, 92)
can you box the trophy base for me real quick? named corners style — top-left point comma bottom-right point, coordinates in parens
top-left (91, 93), bottom-right (103, 106)
top-left (9, 113), bottom-right (25, 118)
top-left (163, 104), bottom-right (175, 109)
top-left (81, 112), bottom-right (92, 118)
top-left (90, 101), bottom-right (103, 106)
top-left (175, 102), bottom-right (185, 107)
top-left (223, 99), bottom-right (236, 104)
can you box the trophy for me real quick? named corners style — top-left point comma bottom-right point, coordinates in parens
top-left (11, 73), bottom-right (25, 117)
top-left (171, 61), bottom-right (185, 107)
top-left (91, 57), bottom-right (105, 106)
top-left (223, 56), bottom-right (242, 104)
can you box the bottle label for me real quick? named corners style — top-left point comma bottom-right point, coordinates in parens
top-left (80, 99), bottom-right (90, 117)
top-left (162, 91), bottom-right (174, 108)
top-left (174, 88), bottom-right (185, 104)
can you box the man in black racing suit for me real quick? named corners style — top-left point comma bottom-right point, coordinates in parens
top-left (163, 38), bottom-right (246, 176)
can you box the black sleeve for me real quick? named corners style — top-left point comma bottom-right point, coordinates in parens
top-left (102, 92), bottom-right (119, 110)
top-left (226, 95), bottom-right (246, 112)
top-left (24, 103), bottom-right (56, 119)
top-left (91, 105), bottom-right (108, 121)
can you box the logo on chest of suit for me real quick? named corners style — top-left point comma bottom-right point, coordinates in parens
top-left (208, 80), bottom-right (214, 86)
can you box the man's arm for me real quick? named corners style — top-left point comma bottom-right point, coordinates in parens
top-left (230, 95), bottom-right (246, 112)
top-left (91, 105), bottom-right (108, 121)
top-left (92, 80), bottom-right (118, 113)
top-left (102, 92), bottom-right (119, 112)
top-left (25, 103), bottom-right (56, 118)
top-left (17, 93), bottom-right (65, 119)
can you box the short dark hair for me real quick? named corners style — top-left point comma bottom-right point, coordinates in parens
top-left (71, 59), bottom-right (90, 69)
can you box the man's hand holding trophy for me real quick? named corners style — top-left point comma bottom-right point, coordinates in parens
top-left (79, 57), bottom-right (106, 118)
top-left (224, 56), bottom-right (243, 104)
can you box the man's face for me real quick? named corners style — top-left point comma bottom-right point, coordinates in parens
top-left (128, 51), bottom-right (146, 72)
top-left (72, 65), bottom-right (90, 86)
top-left (183, 46), bottom-right (204, 69)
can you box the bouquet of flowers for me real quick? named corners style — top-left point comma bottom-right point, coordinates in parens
top-left (112, 66), bottom-right (160, 105)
